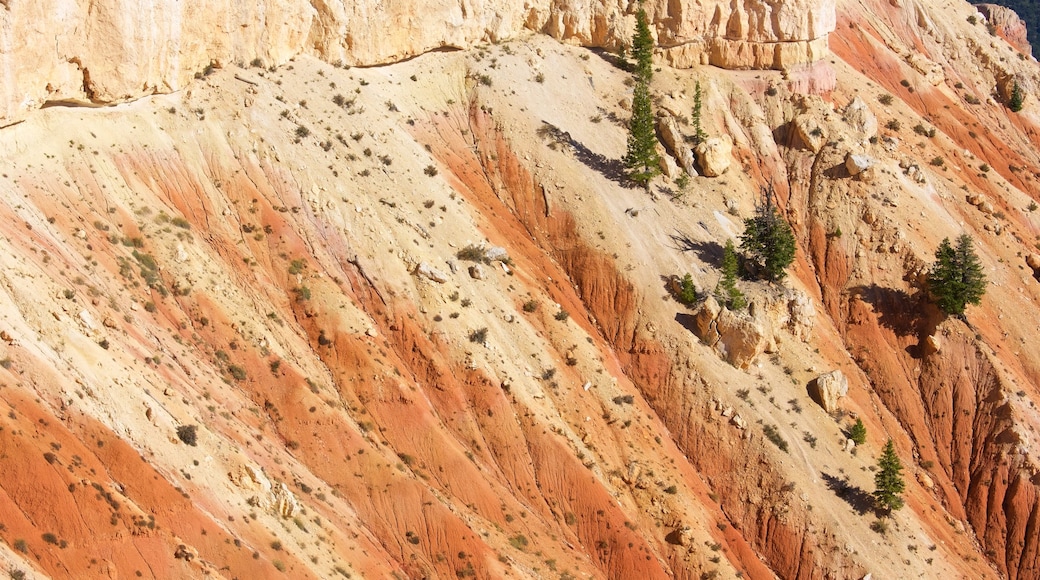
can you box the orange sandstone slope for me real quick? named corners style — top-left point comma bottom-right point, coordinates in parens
top-left (1, 2), bottom-right (1040, 580)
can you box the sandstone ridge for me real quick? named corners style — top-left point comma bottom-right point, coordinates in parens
top-left (0, 0), bottom-right (834, 123)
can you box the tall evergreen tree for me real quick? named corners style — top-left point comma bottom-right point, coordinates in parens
top-left (927, 234), bottom-right (987, 316)
top-left (716, 240), bottom-right (746, 310)
top-left (739, 197), bottom-right (796, 282)
top-left (873, 439), bottom-right (906, 514)
top-left (624, 7), bottom-right (660, 188)
top-left (692, 81), bottom-right (707, 145)
top-left (631, 8), bottom-right (654, 83)
top-left (624, 81), bottom-right (661, 187)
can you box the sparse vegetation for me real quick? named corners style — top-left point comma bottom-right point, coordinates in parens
top-left (763, 424), bottom-right (789, 453)
top-left (176, 425), bottom-right (198, 446)
top-left (457, 245), bottom-right (488, 263)
top-left (293, 285), bottom-right (312, 302)
top-left (469, 327), bottom-right (489, 344)
top-left (228, 365), bottom-right (247, 381)
top-left (913, 123), bottom-right (936, 138)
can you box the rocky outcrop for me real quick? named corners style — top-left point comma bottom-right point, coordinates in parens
top-left (231, 465), bottom-right (301, 518)
top-left (658, 115), bottom-right (698, 176)
top-left (793, 113), bottom-right (828, 152)
top-left (690, 298), bottom-right (773, 369)
top-left (765, 289), bottom-right (815, 342)
top-left (845, 152), bottom-right (874, 176)
top-left (659, 0), bottom-right (835, 70)
top-left (842, 96), bottom-right (877, 141)
top-left (695, 135), bottom-right (734, 177)
top-left (0, 0), bottom-right (836, 123)
top-left (977, 4), bottom-right (1032, 56)
top-left (807, 370), bottom-right (848, 413)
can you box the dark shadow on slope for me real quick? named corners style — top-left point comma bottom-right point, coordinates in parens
top-left (586, 47), bottom-right (632, 74)
top-left (675, 313), bottom-right (700, 335)
top-left (668, 232), bottom-right (723, 267)
top-left (822, 472), bottom-right (875, 516)
top-left (538, 122), bottom-right (631, 186)
top-left (823, 163), bottom-right (850, 179)
top-left (849, 285), bottom-right (926, 338)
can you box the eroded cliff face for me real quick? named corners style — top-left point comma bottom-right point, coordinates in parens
top-left (3, 0), bottom-right (1040, 577)
top-left (0, 0), bottom-right (834, 124)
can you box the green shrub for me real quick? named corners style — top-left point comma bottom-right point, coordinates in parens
top-left (176, 425), bottom-right (198, 446)
top-left (469, 328), bottom-right (488, 344)
top-left (228, 365), bottom-right (247, 381)
top-left (508, 534), bottom-right (529, 551)
top-left (849, 418), bottom-right (867, 445)
top-left (763, 424), bottom-right (789, 452)
top-left (676, 273), bottom-right (698, 305)
top-left (1009, 81), bottom-right (1025, 112)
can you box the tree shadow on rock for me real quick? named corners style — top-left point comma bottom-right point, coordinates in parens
top-left (823, 162), bottom-right (849, 179)
top-left (822, 472), bottom-right (875, 516)
top-left (772, 123), bottom-right (795, 149)
top-left (586, 47), bottom-right (630, 73)
top-left (668, 232), bottom-right (723, 267)
top-left (538, 121), bottom-right (631, 186)
top-left (849, 285), bottom-right (927, 338)
top-left (675, 312), bottom-right (701, 335)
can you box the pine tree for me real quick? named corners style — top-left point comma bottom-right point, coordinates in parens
top-left (677, 273), bottom-right (698, 305)
top-left (927, 234), bottom-right (987, 316)
top-left (716, 240), bottom-right (746, 310)
top-left (631, 8), bottom-right (654, 84)
top-left (1009, 81), bottom-right (1025, 112)
top-left (624, 80), bottom-right (661, 187)
top-left (739, 197), bottom-right (797, 282)
top-left (849, 418), bottom-right (867, 446)
top-left (873, 439), bottom-right (906, 514)
top-left (692, 81), bottom-right (707, 145)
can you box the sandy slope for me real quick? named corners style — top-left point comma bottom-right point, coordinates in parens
top-left (0, 6), bottom-right (1039, 577)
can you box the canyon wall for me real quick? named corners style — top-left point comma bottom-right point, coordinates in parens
top-left (0, 0), bottom-right (833, 123)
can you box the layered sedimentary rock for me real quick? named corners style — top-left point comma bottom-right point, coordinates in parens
top-left (0, 0), bottom-right (834, 123)
top-left (976, 4), bottom-right (1032, 55)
